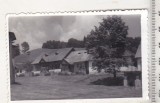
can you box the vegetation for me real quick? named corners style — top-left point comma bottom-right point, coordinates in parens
top-left (21, 41), bottom-right (30, 54)
top-left (41, 16), bottom-right (141, 78)
top-left (86, 16), bottom-right (129, 77)
top-left (42, 38), bottom-right (85, 49)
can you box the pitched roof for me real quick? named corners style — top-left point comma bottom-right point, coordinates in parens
top-left (31, 52), bottom-right (51, 64)
top-left (135, 44), bottom-right (141, 58)
top-left (14, 48), bottom-right (56, 64)
top-left (31, 48), bottom-right (74, 64)
top-left (65, 50), bottom-right (93, 64)
top-left (45, 48), bottom-right (74, 62)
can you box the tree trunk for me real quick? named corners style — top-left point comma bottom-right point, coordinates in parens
top-left (113, 69), bottom-right (117, 78)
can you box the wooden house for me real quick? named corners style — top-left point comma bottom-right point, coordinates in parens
top-left (61, 50), bottom-right (93, 74)
top-left (31, 48), bottom-right (75, 72)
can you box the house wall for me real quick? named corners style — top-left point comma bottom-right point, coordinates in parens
top-left (88, 60), bottom-right (98, 74)
top-left (137, 58), bottom-right (141, 71)
top-left (88, 60), bottom-right (93, 73)
top-left (73, 62), bottom-right (86, 74)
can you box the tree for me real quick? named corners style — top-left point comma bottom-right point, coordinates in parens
top-left (21, 42), bottom-right (30, 54)
top-left (13, 44), bottom-right (20, 57)
top-left (86, 16), bottom-right (128, 77)
top-left (42, 40), bottom-right (67, 49)
top-left (67, 38), bottom-right (84, 48)
top-left (126, 37), bottom-right (141, 53)
top-left (125, 37), bottom-right (141, 66)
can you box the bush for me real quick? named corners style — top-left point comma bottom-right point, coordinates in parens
top-left (90, 77), bottom-right (124, 86)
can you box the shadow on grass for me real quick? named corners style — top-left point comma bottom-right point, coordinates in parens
top-left (90, 77), bottom-right (124, 86)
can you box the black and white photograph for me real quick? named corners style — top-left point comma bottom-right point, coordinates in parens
top-left (9, 14), bottom-right (142, 100)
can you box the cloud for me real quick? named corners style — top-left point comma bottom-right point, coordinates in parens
top-left (9, 15), bottom-right (140, 50)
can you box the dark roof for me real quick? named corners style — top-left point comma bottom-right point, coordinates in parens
top-left (135, 44), bottom-right (141, 58)
top-left (31, 52), bottom-right (50, 64)
top-left (32, 48), bottom-right (74, 64)
top-left (14, 48), bottom-right (56, 64)
top-left (12, 61), bottom-right (24, 70)
top-left (65, 50), bottom-right (93, 64)
top-left (45, 48), bottom-right (74, 62)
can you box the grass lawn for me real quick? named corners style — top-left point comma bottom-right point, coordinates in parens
top-left (11, 74), bottom-right (142, 100)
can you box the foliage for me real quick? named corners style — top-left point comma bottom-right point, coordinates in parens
top-left (42, 38), bottom-right (85, 49)
top-left (86, 16), bottom-right (128, 77)
top-left (21, 42), bottom-right (30, 54)
top-left (12, 44), bottom-right (20, 58)
top-left (67, 38), bottom-right (84, 48)
top-left (125, 37), bottom-right (141, 54)
top-left (42, 40), bottom-right (67, 49)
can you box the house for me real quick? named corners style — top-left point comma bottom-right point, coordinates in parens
top-left (135, 44), bottom-right (141, 71)
top-left (31, 48), bottom-right (75, 71)
top-left (61, 50), bottom-right (93, 74)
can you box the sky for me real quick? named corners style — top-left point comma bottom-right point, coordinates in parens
top-left (9, 15), bottom-right (141, 50)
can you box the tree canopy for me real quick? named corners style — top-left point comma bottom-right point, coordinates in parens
top-left (42, 40), bottom-right (67, 49)
top-left (21, 41), bottom-right (30, 54)
top-left (86, 16), bottom-right (129, 77)
top-left (42, 38), bottom-right (85, 49)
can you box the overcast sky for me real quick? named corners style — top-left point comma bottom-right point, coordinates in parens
top-left (9, 15), bottom-right (141, 50)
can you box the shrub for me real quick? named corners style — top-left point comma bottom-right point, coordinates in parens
top-left (90, 77), bottom-right (124, 86)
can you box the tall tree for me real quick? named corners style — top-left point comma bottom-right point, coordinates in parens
top-left (21, 41), bottom-right (30, 54)
top-left (86, 16), bottom-right (128, 77)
